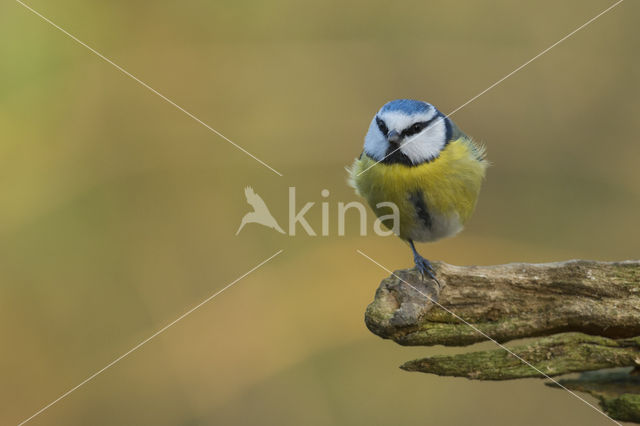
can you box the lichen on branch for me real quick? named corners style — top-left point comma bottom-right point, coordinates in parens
top-left (364, 259), bottom-right (640, 422)
top-left (366, 260), bottom-right (640, 346)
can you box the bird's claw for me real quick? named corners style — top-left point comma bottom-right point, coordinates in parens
top-left (414, 254), bottom-right (440, 287)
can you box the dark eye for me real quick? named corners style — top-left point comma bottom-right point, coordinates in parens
top-left (403, 121), bottom-right (428, 137)
top-left (376, 117), bottom-right (389, 136)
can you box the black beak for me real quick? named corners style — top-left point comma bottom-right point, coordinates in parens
top-left (387, 130), bottom-right (401, 145)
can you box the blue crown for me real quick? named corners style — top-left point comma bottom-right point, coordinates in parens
top-left (380, 99), bottom-right (435, 115)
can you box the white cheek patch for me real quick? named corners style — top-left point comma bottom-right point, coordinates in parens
top-left (400, 117), bottom-right (447, 164)
top-left (362, 106), bottom-right (445, 164)
top-left (363, 117), bottom-right (388, 161)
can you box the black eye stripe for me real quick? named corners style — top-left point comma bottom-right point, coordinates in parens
top-left (376, 115), bottom-right (440, 139)
top-left (403, 122), bottom-right (426, 137)
top-left (376, 116), bottom-right (389, 136)
top-left (402, 116), bottom-right (439, 138)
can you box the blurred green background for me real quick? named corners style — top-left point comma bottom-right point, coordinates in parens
top-left (1, 0), bottom-right (639, 425)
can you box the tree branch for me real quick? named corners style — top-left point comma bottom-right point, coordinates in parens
top-left (364, 259), bottom-right (640, 422)
top-left (548, 369), bottom-right (640, 423)
top-left (400, 333), bottom-right (640, 379)
top-left (366, 260), bottom-right (640, 346)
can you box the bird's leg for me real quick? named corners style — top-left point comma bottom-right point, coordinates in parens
top-left (408, 239), bottom-right (440, 286)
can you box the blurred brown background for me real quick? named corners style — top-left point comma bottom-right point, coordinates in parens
top-left (1, 0), bottom-right (639, 425)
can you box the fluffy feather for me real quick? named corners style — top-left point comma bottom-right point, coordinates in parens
top-left (350, 137), bottom-right (488, 242)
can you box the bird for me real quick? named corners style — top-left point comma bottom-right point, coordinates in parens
top-left (236, 186), bottom-right (285, 235)
top-left (348, 99), bottom-right (488, 283)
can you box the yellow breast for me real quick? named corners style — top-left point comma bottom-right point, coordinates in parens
top-left (349, 139), bottom-right (488, 241)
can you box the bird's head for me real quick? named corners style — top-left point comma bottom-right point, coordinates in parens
top-left (363, 99), bottom-right (452, 165)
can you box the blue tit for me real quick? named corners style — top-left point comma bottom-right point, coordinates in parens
top-left (349, 99), bottom-right (488, 282)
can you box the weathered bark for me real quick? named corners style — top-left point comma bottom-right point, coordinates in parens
top-left (401, 333), bottom-right (640, 379)
top-left (366, 260), bottom-right (640, 346)
top-left (364, 259), bottom-right (640, 422)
